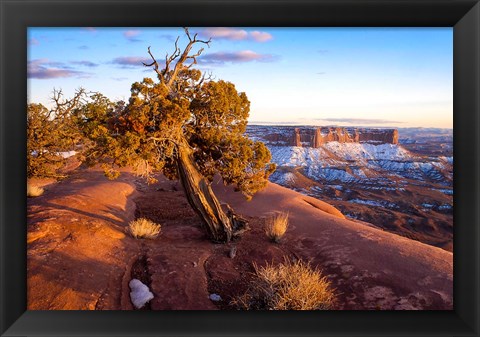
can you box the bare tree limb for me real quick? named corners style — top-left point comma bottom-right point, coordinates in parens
top-left (143, 46), bottom-right (165, 85)
top-left (143, 27), bottom-right (211, 91)
top-left (166, 31), bottom-right (210, 88)
top-left (50, 87), bottom-right (87, 118)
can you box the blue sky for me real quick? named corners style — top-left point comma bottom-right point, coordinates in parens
top-left (28, 27), bottom-right (453, 128)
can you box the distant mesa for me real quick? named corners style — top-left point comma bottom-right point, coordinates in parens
top-left (263, 127), bottom-right (398, 147)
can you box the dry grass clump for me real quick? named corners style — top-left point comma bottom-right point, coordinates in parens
top-left (128, 218), bottom-right (161, 239)
top-left (232, 259), bottom-right (335, 310)
top-left (265, 212), bottom-right (289, 242)
top-left (27, 184), bottom-right (44, 197)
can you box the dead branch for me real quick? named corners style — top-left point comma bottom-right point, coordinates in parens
top-left (166, 29), bottom-right (211, 88)
top-left (144, 46), bottom-right (165, 84)
top-left (50, 88), bottom-right (87, 118)
top-left (143, 27), bottom-right (211, 92)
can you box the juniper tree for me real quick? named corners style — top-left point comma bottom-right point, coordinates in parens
top-left (27, 89), bottom-right (86, 178)
top-left (77, 28), bottom-right (275, 242)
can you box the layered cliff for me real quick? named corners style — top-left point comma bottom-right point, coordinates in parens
top-left (260, 126), bottom-right (398, 147)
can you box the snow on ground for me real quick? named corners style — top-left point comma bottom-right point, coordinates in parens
top-left (421, 203), bottom-right (453, 211)
top-left (270, 146), bottom-right (330, 167)
top-left (31, 150), bottom-right (77, 158)
top-left (129, 279), bottom-right (154, 309)
top-left (269, 143), bottom-right (413, 167)
top-left (361, 185), bottom-right (406, 192)
top-left (58, 151), bottom-right (77, 158)
top-left (439, 156), bottom-right (453, 165)
top-left (306, 166), bottom-right (356, 182)
top-left (270, 171), bottom-right (296, 185)
top-left (323, 142), bottom-right (411, 161)
top-left (349, 198), bottom-right (400, 209)
top-left (268, 143), bottom-right (451, 185)
top-left (433, 188), bottom-right (453, 195)
top-left (438, 204), bottom-right (453, 210)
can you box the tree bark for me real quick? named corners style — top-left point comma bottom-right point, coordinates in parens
top-left (175, 137), bottom-right (247, 242)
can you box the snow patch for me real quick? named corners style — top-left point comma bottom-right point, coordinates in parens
top-left (209, 293), bottom-right (222, 302)
top-left (129, 279), bottom-right (154, 309)
top-left (269, 171), bottom-right (296, 185)
top-left (433, 188), bottom-right (453, 195)
top-left (268, 143), bottom-right (451, 185)
top-left (58, 150), bottom-right (77, 158)
top-left (350, 198), bottom-right (399, 209)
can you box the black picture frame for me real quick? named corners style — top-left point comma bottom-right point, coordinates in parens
top-left (1, 0), bottom-right (479, 336)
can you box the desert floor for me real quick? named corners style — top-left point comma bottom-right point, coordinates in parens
top-left (27, 166), bottom-right (453, 310)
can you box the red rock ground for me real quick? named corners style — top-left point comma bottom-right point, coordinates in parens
top-left (27, 166), bottom-right (453, 310)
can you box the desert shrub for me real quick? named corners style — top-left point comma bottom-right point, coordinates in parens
top-left (265, 212), bottom-right (289, 242)
top-left (27, 184), bottom-right (44, 197)
top-left (232, 259), bottom-right (335, 310)
top-left (27, 91), bottom-right (85, 179)
top-left (128, 218), bottom-right (161, 239)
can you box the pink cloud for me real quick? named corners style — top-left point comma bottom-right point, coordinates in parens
top-left (200, 50), bottom-right (278, 65)
top-left (72, 61), bottom-right (98, 68)
top-left (199, 28), bottom-right (273, 42)
top-left (123, 30), bottom-right (142, 42)
top-left (200, 27), bottom-right (248, 40)
top-left (111, 56), bottom-right (152, 68)
top-left (249, 31), bottom-right (273, 42)
top-left (28, 59), bottom-right (91, 79)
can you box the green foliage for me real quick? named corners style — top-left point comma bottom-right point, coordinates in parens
top-left (186, 79), bottom-right (276, 198)
top-left (28, 39), bottom-right (275, 198)
top-left (79, 67), bottom-right (275, 198)
top-left (27, 91), bottom-right (84, 178)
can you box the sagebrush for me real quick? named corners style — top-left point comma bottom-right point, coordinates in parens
top-left (232, 258), bottom-right (335, 310)
top-left (27, 184), bottom-right (44, 197)
top-left (265, 212), bottom-right (289, 242)
top-left (128, 218), bottom-right (161, 239)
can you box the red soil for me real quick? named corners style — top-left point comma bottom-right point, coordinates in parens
top-left (27, 166), bottom-right (452, 310)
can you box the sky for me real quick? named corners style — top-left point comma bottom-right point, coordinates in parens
top-left (28, 27), bottom-right (453, 128)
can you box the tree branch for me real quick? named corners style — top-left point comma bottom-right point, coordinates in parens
top-left (167, 39), bottom-right (209, 87)
top-left (142, 27), bottom-right (211, 90)
top-left (143, 46), bottom-right (165, 85)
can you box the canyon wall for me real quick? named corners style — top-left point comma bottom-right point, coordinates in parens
top-left (262, 127), bottom-right (398, 147)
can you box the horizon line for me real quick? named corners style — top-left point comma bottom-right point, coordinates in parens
top-left (247, 122), bottom-right (453, 130)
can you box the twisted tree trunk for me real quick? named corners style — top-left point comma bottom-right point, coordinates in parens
top-left (175, 137), bottom-right (247, 242)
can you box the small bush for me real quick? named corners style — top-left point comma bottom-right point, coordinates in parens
top-left (232, 259), bottom-right (335, 310)
top-left (27, 184), bottom-right (44, 197)
top-left (265, 212), bottom-right (289, 242)
top-left (128, 218), bottom-right (161, 239)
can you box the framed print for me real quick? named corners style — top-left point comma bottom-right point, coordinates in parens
top-left (1, 0), bottom-right (479, 336)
